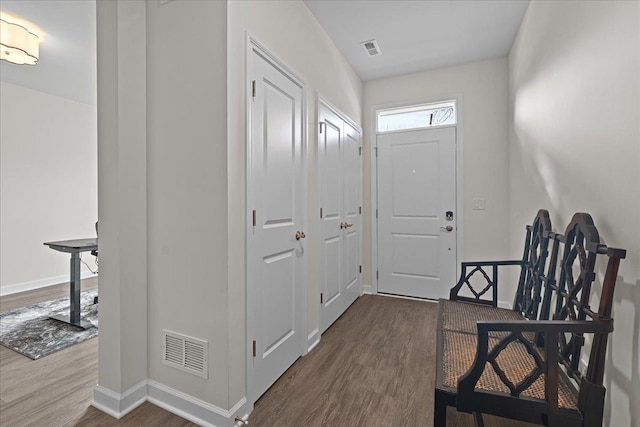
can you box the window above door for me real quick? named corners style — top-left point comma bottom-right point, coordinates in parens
top-left (377, 101), bottom-right (456, 133)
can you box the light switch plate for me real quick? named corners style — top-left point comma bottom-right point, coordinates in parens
top-left (472, 198), bottom-right (486, 210)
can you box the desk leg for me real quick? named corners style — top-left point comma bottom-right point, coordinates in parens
top-left (70, 252), bottom-right (81, 323)
top-left (50, 252), bottom-right (93, 329)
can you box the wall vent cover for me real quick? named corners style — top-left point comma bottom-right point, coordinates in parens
top-left (360, 39), bottom-right (381, 57)
top-left (162, 330), bottom-right (208, 379)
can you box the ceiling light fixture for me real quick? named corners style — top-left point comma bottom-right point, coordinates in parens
top-left (0, 18), bottom-right (39, 65)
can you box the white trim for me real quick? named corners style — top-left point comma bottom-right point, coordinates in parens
top-left (376, 292), bottom-right (439, 303)
top-left (307, 328), bottom-right (320, 353)
top-left (92, 380), bottom-right (251, 427)
top-left (362, 284), bottom-right (374, 295)
top-left (245, 33), bottom-right (308, 406)
top-left (314, 93), bottom-right (322, 342)
top-left (370, 94), bottom-right (464, 295)
top-left (147, 380), bottom-right (249, 427)
top-left (92, 380), bottom-right (147, 419)
top-left (316, 95), bottom-right (362, 134)
top-left (0, 271), bottom-right (98, 297)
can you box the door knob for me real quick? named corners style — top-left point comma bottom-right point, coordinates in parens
top-left (340, 222), bottom-right (346, 229)
top-left (345, 223), bottom-right (354, 228)
top-left (295, 231), bottom-right (306, 240)
top-left (440, 225), bottom-right (454, 232)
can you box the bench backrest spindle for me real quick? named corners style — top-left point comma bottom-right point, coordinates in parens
top-left (513, 209), bottom-right (552, 319)
top-left (547, 213), bottom-right (603, 381)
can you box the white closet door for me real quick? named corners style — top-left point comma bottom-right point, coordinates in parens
top-left (248, 48), bottom-right (305, 401)
top-left (319, 102), bottom-right (361, 333)
top-left (342, 122), bottom-right (361, 307)
top-left (377, 127), bottom-right (456, 300)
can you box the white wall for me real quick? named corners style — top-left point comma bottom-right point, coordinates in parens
top-left (363, 58), bottom-right (511, 302)
top-left (146, 0), bottom-right (230, 409)
top-left (95, 0), bottom-right (148, 399)
top-left (0, 82), bottom-right (97, 293)
top-left (227, 0), bottom-right (363, 405)
top-left (508, 2), bottom-right (640, 426)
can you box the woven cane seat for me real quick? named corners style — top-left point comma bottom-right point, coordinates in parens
top-left (441, 331), bottom-right (578, 410)
top-left (441, 299), bottom-right (525, 337)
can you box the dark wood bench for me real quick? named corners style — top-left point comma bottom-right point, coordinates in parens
top-left (434, 211), bottom-right (626, 427)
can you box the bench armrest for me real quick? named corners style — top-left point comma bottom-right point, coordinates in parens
top-left (449, 260), bottom-right (522, 307)
top-left (457, 319), bottom-right (613, 413)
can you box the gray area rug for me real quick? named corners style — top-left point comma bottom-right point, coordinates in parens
top-left (0, 290), bottom-right (98, 359)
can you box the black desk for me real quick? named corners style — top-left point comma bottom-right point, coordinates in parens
top-left (44, 238), bottom-right (98, 329)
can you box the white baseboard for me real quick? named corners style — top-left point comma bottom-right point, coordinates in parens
top-left (92, 380), bottom-right (250, 427)
top-left (362, 284), bottom-right (374, 295)
top-left (307, 328), bottom-right (320, 353)
top-left (92, 380), bottom-right (147, 419)
top-left (0, 271), bottom-right (98, 297)
top-left (147, 380), bottom-right (249, 427)
top-left (498, 300), bottom-right (510, 309)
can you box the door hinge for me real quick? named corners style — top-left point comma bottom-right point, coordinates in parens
top-left (374, 146), bottom-right (378, 157)
top-left (359, 206), bottom-right (362, 215)
top-left (319, 122), bottom-right (324, 134)
top-left (320, 207), bottom-right (323, 219)
top-left (359, 265), bottom-right (362, 274)
top-left (359, 146), bottom-right (362, 156)
top-left (251, 80), bottom-right (256, 98)
top-left (320, 293), bottom-right (323, 304)
top-left (377, 270), bottom-right (379, 280)
top-left (252, 340), bottom-right (256, 357)
top-left (252, 210), bottom-right (256, 227)
top-left (376, 209), bottom-right (378, 219)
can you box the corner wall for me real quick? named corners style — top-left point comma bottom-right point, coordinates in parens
top-left (146, 0), bottom-right (230, 409)
top-left (0, 82), bottom-right (97, 294)
top-left (508, 2), bottom-right (640, 426)
top-left (363, 58), bottom-right (511, 302)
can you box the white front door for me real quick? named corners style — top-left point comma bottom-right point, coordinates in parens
top-left (247, 47), bottom-right (305, 401)
top-left (376, 127), bottom-right (456, 299)
top-left (318, 102), bottom-right (361, 333)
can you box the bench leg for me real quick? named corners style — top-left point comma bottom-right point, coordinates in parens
top-left (473, 412), bottom-right (485, 427)
top-left (434, 391), bottom-right (447, 427)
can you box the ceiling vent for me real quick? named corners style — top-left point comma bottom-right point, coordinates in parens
top-left (162, 330), bottom-right (208, 379)
top-left (361, 39), bottom-right (381, 57)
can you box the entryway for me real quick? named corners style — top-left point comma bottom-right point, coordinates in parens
top-left (374, 100), bottom-right (460, 300)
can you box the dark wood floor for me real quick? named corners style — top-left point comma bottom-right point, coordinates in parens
top-left (250, 295), bottom-right (533, 427)
top-left (0, 278), bottom-right (194, 427)
top-left (1, 283), bottom-right (532, 426)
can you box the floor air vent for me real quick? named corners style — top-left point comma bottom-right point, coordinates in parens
top-left (361, 39), bottom-right (381, 57)
top-left (162, 330), bottom-right (208, 379)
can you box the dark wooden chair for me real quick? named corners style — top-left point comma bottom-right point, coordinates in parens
top-left (435, 212), bottom-right (626, 427)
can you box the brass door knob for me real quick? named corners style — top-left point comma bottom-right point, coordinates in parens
top-left (295, 231), bottom-right (306, 240)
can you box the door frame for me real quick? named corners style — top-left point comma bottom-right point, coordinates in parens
top-left (315, 95), bottom-right (363, 336)
top-left (369, 94), bottom-right (464, 296)
top-left (245, 34), bottom-right (308, 405)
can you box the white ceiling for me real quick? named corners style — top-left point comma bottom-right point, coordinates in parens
top-left (304, 0), bottom-right (529, 81)
top-left (0, 1), bottom-right (528, 104)
top-left (0, 0), bottom-right (96, 105)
